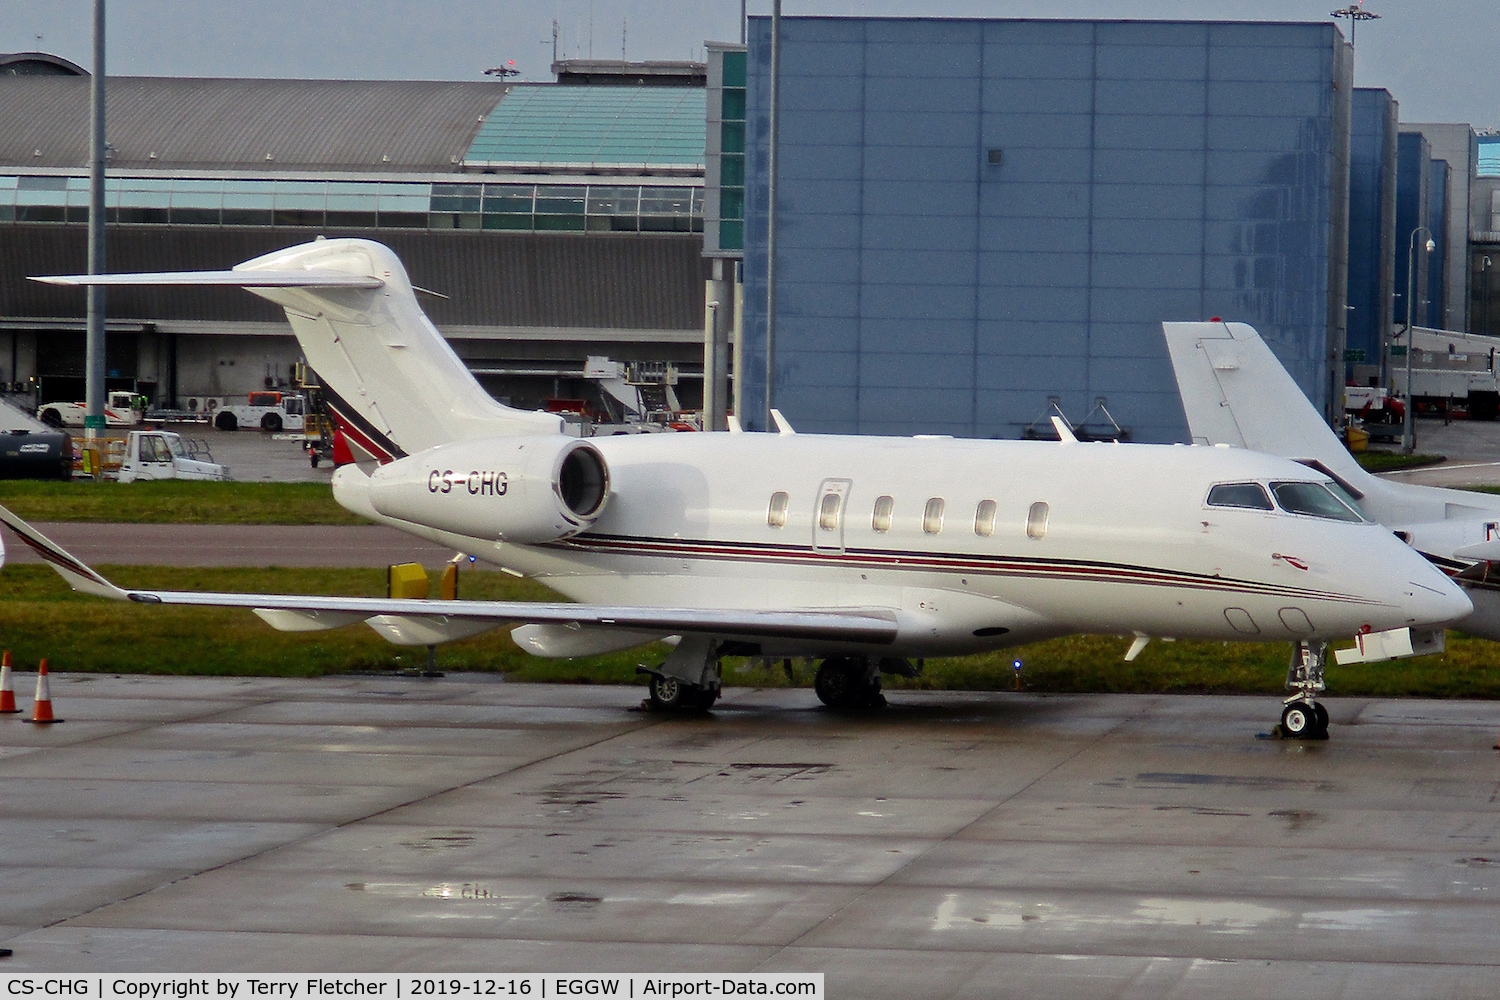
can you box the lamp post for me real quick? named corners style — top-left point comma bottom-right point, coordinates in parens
top-left (1402, 227), bottom-right (1436, 453)
top-left (1482, 255), bottom-right (1493, 338)
top-left (85, 0), bottom-right (106, 442)
top-left (1331, 2), bottom-right (1380, 45)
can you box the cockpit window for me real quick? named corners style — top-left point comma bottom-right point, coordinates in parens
top-left (1270, 481), bottom-right (1366, 522)
top-left (1207, 483), bottom-right (1273, 510)
top-left (1322, 478), bottom-right (1369, 520)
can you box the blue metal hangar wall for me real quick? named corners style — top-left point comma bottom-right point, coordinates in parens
top-left (735, 18), bottom-right (1353, 442)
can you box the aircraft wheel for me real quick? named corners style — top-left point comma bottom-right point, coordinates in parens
top-left (648, 672), bottom-right (710, 711)
top-left (1280, 702), bottom-right (1317, 739)
top-left (816, 657), bottom-right (880, 709)
top-left (1313, 702), bottom-right (1330, 736)
top-left (814, 658), bottom-right (854, 708)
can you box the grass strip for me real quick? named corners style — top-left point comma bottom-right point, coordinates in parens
top-left (3, 565), bottom-right (1498, 697)
top-left (1354, 451), bottom-right (1447, 473)
top-left (0, 480), bottom-right (363, 525)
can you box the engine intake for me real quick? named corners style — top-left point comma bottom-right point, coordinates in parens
top-left (365, 436), bottom-right (609, 543)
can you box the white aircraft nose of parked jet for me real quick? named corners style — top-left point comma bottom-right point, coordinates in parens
top-left (1384, 542), bottom-right (1472, 629)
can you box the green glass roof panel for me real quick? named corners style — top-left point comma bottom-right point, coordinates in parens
top-left (1480, 136), bottom-right (1500, 178)
top-left (465, 87), bottom-right (705, 168)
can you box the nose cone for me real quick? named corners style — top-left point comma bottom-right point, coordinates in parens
top-left (1378, 534), bottom-right (1472, 627)
top-left (1352, 530), bottom-right (1472, 632)
top-left (1402, 571), bottom-right (1473, 628)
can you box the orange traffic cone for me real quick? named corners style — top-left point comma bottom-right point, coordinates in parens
top-left (0, 651), bottom-right (18, 714)
top-left (30, 659), bottom-right (61, 725)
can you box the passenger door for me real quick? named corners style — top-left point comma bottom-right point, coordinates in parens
top-left (813, 479), bottom-right (852, 553)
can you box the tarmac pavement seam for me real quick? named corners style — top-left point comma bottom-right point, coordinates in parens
top-left (752, 695), bottom-right (1150, 973)
top-left (37, 702), bottom-right (676, 940)
top-left (11, 688), bottom-right (317, 933)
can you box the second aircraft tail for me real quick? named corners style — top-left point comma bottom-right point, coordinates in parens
top-left (1161, 320), bottom-right (1370, 489)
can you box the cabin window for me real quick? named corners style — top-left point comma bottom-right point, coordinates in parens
top-left (872, 495), bottom-right (893, 532)
top-left (1026, 501), bottom-right (1049, 539)
top-left (818, 492), bottom-right (842, 530)
top-left (767, 491), bottom-right (789, 528)
top-left (1270, 482), bottom-right (1365, 523)
top-left (974, 499), bottom-right (997, 537)
top-left (923, 498), bottom-right (945, 534)
top-left (1207, 482), bottom-right (1273, 511)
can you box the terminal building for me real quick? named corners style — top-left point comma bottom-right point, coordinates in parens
top-left (1470, 133), bottom-right (1500, 338)
top-left (0, 60), bottom-right (710, 416)
top-left (2, 17), bottom-right (1497, 443)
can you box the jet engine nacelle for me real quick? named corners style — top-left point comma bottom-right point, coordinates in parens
top-left (366, 436), bottom-right (609, 543)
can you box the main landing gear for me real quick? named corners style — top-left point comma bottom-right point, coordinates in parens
top-left (639, 645), bottom-right (916, 713)
top-left (1277, 640), bottom-right (1330, 740)
top-left (639, 635), bottom-right (721, 712)
top-left (814, 656), bottom-right (888, 710)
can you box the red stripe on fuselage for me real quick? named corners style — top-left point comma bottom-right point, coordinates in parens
top-left (552, 534), bottom-right (1378, 606)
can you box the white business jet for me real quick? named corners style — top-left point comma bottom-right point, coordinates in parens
top-left (1164, 322), bottom-right (1500, 699)
top-left (1, 240), bottom-right (1469, 736)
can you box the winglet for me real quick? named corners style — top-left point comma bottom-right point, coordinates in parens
top-left (0, 503), bottom-right (129, 600)
top-left (1050, 415), bottom-right (1078, 444)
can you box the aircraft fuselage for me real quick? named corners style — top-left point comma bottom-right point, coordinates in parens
top-left (342, 431), bottom-right (1463, 657)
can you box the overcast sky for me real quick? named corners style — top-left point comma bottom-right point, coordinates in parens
top-left (5, 1), bottom-right (1496, 128)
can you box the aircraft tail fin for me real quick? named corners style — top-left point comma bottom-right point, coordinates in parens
top-left (1162, 321), bottom-right (1370, 489)
top-left (31, 239), bottom-right (562, 459)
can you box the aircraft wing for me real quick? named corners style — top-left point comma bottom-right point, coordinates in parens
top-left (0, 504), bottom-right (898, 648)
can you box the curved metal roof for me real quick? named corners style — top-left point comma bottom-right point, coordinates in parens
top-left (0, 77), bottom-right (508, 172)
top-left (0, 52), bottom-right (87, 76)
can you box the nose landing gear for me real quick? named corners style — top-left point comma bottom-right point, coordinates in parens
top-left (1277, 640), bottom-right (1329, 739)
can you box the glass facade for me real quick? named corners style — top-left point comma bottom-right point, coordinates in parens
top-left (464, 87), bottom-right (706, 169)
top-left (705, 45), bottom-right (748, 255)
top-left (1345, 88), bottom-right (1396, 369)
top-left (1394, 131), bottom-right (1432, 329)
top-left (1426, 158), bottom-right (1449, 329)
top-left (740, 17), bottom-right (1350, 441)
top-left (0, 175), bottom-right (703, 233)
top-left (1479, 136), bottom-right (1500, 178)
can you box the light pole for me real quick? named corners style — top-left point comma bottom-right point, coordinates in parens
top-left (1482, 255), bottom-right (1493, 337)
top-left (1402, 227), bottom-right (1436, 453)
top-left (85, 0), bottom-right (107, 442)
top-left (1331, 2), bottom-right (1380, 45)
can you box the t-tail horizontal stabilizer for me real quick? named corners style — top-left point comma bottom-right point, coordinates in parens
top-left (29, 270), bottom-right (384, 289)
top-left (30, 238), bottom-right (564, 457)
top-left (0, 503), bottom-right (901, 650)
